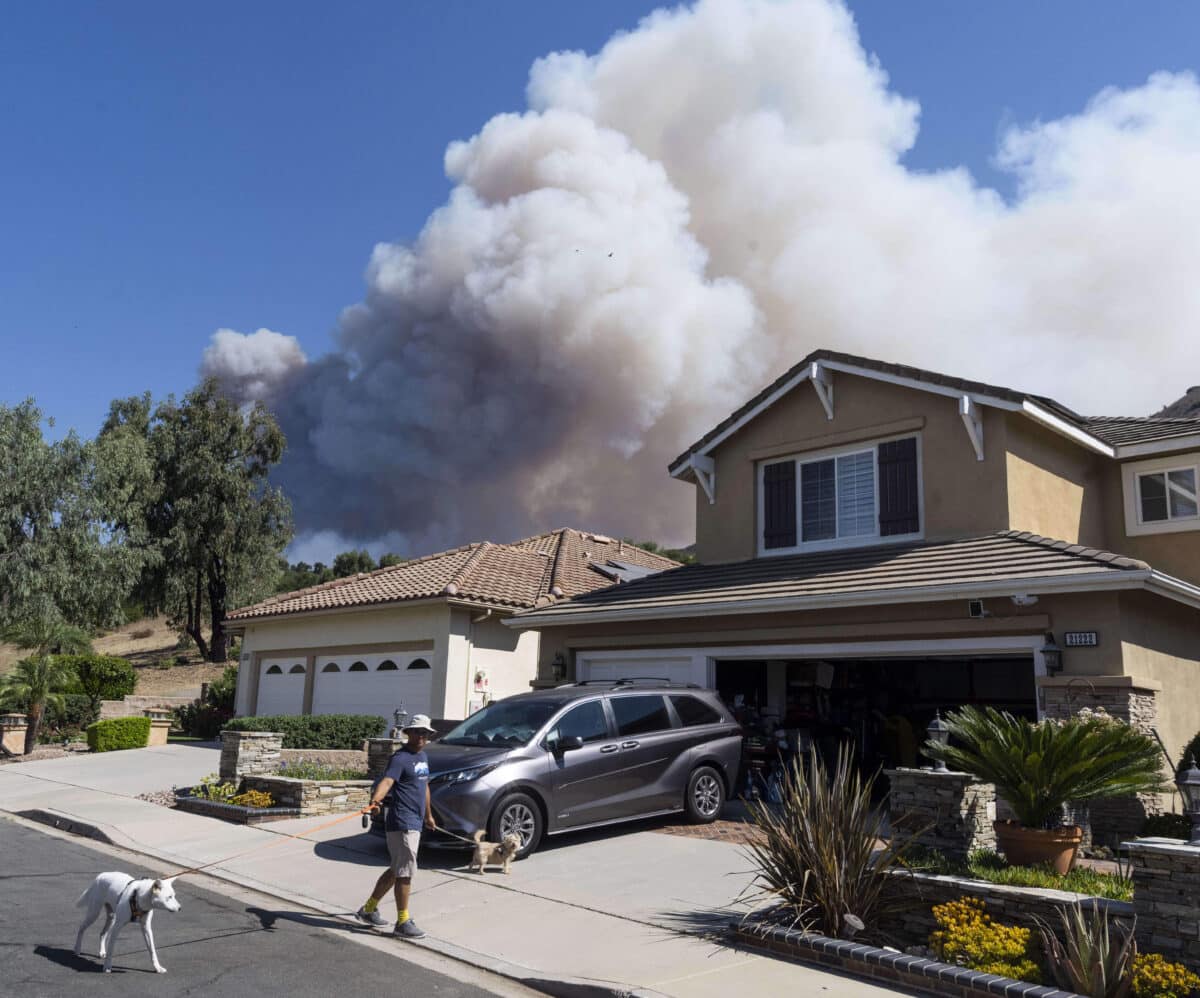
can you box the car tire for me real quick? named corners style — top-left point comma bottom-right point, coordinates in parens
top-left (685, 766), bottom-right (725, 824)
top-left (489, 792), bottom-right (543, 859)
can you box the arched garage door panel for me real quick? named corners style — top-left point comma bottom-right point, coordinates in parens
top-left (311, 653), bottom-right (433, 719)
top-left (256, 658), bottom-right (306, 716)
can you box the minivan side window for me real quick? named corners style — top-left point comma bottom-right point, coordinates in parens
top-left (611, 695), bottom-right (672, 736)
top-left (670, 695), bottom-right (722, 727)
top-left (553, 701), bottom-right (610, 744)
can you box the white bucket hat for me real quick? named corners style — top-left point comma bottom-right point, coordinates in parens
top-left (403, 714), bottom-right (437, 735)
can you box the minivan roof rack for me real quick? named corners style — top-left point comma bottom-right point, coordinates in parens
top-left (570, 677), bottom-right (702, 689)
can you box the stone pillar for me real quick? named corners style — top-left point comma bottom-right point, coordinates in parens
top-left (219, 730), bottom-right (283, 780)
top-left (1038, 675), bottom-right (1164, 845)
top-left (886, 768), bottom-right (997, 860)
top-left (143, 709), bottom-right (172, 747)
top-left (1, 713), bottom-right (28, 756)
top-left (367, 737), bottom-right (405, 781)
top-left (1126, 838), bottom-right (1200, 972)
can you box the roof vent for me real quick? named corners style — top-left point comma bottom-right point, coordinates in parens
top-left (589, 533), bottom-right (613, 544)
top-left (550, 585), bottom-right (565, 598)
top-left (443, 583), bottom-right (459, 596)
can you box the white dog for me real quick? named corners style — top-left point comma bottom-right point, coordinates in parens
top-left (74, 872), bottom-right (181, 974)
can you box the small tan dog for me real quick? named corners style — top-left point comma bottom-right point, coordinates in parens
top-left (469, 830), bottom-right (521, 874)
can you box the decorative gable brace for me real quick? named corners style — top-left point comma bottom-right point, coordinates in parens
top-left (809, 362), bottom-right (834, 420)
top-left (691, 454), bottom-right (716, 504)
top-left (959, 395), bottom-right (984, 461)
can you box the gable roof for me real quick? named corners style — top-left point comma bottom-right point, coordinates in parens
top-left (668, 348), bottom-right (1200, 475)
top-left (510, 530), bottom-right (1200, 627)
top-left (226, 529), bottom-right (680, 623)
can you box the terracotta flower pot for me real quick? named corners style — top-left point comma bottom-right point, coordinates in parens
top-left (993, 820), bottom-right (1083, 874)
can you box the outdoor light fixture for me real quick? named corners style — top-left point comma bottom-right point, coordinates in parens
top-left (1176, 755), bottom-right (1200, 846)
top-left (1040, 633), bottom-right (1064, 676)
top-left (926, 711), bottom-right (951, 773)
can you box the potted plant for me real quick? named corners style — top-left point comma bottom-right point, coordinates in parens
top-left (924, 706), bottom-right (1167, 873)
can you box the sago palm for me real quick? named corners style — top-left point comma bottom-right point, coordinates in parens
top-left (923, 707), bottom-right (1168, 829)
top-left (0, 655), bottom-right (79, 752)
top-left (0, 615), bottom-right (92, 660)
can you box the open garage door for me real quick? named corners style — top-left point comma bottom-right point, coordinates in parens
top-left (256, 657), bottom-right (306, 716)
top-left (311, 652), bottom-right (434, 721)
top-left (576, 653), bottom-right (709, 688)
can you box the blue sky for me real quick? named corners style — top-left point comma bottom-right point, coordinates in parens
top-left (3, 0), bottom-right (1199, 443)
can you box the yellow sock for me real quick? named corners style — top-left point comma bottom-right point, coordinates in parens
top-left (397, 909), bottom-right (410, 924)
top-left (363, 898), bottom-right (379, 914)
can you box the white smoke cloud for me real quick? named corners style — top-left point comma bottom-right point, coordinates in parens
top-left (203, 0), bottom-right (1200, 559)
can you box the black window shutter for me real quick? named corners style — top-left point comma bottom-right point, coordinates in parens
top-left (878, 438), bottom-right (919, 536)
top-left (762, 460), bottom-right (797, 548)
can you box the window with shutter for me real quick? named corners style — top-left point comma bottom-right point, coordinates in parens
top-left (878, 437), bottom-right (920, 536)
top-left (762, 460), bottom-right (797, 548)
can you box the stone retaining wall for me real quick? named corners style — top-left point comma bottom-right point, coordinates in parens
top-left (241, 775), bottom-right (371, 816)
top-left (219, 730), bottom-right (283, 780)
top-left (367, 737), bottom-right (405, 781)
top-left (100, 695), bottom-right (195, 720)
top-left (1127, 838), bottom-right (1200, 972)
top-left (887, 769), bottom-right (997, 860)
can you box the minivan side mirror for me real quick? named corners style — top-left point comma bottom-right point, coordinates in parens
top-left (551, 735), bottom-right (584, 754)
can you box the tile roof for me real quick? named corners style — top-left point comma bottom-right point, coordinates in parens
top-left (226, 528), bottom-right (680, 622)
top-left (668, 348), bottom-right (1200, 470)
top-left (511, 531), bottom-right (1151, 625)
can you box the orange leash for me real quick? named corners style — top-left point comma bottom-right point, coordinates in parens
top-left (166, 806), bottom-right (374, 879)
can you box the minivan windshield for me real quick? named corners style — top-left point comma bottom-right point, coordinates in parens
top-left (438, 699), bottom-right (560, 747)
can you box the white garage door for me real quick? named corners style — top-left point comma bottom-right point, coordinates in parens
top-left (576, 654), bottom-right (709, 688)
top-left (256, 657), bottom-right (307, 716)
top-left (311, 652), bottom-right (434, 721)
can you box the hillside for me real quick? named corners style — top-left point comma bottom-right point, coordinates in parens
top-left (0, 616), bottom-right (230, 699)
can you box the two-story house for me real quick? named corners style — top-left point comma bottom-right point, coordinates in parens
top-left (511, 350), bottom-right (1200, 833)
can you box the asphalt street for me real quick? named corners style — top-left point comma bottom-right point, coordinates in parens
top-left (0, 819), bottom-right (520, 998)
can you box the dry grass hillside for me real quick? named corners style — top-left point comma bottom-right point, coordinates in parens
top-left (0, 615), bottom-right (230, 699)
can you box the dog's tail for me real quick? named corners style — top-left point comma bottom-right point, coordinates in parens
top-left (75, 884), bottom-right (93, 908)
top-left (472, 829), bottom-right (486, 843)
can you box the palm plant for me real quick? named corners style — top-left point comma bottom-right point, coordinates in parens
top-left (742, 743), bottom-right (916, 940)
top-left (0, 614), bottom-right (92, 751)
top-left (1037, 902), bottom-right (1136, 998)
top-left (923, 707), bottom-right (1168, 829)
top-left (0, 616), bottom-right (92, 660)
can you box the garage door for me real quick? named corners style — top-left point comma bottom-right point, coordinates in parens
top-left (256, 657), bottom-right (307, 716)
top-left (311, 652), bottom-right (434, 720)
top-left (576, 654), bottom-right (709, 688)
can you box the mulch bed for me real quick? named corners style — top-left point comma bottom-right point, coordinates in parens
top-left (654, 816), bottom-right (766, 847)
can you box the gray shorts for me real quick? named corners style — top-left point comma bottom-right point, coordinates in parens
top-left (386, 829), bottom-right (421, 878)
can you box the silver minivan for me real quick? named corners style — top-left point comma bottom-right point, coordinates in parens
top-left (378, 680), bottom-right (742, 858)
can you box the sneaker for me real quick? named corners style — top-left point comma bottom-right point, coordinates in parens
top-left (393, 919), bottom-right (426, 939)
top-left (355, 906), bottom-right (387, 927)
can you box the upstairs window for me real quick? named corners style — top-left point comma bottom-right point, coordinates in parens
top-left (1126, 456), bottom-right (1200, 535)
top-left (761, 435), bottom-right (921, 554)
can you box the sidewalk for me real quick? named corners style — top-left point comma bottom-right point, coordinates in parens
top-left (0, 746), bottom-right (902, 997)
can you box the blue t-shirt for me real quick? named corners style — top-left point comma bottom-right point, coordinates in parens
top-left (383, 748), bottom-right (430, 832)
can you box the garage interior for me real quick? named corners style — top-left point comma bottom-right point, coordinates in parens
top-left (714, 655), bottom-right (1037, 780)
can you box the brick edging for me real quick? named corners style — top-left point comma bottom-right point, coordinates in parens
top-left (729, 920), bottom-right (1082, 998)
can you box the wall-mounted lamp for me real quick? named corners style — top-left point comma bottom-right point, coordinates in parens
top-left (1040, 633), bottom-right (1063, 676)
top-left (551, 651), bottom-right (567, 683)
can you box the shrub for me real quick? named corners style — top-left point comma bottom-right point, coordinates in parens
top-left (743, 743), bottom-right (918, 939)
top-left (1037, 901), bottom-right (1136, 997)
top-left (278, 760), bottom-right (368, 781)
top-left (1140, 813), bottom-right (1192, 840)
top-left (189, 774), bottom-right (237, 801)
top-left (205, 665), bottom-right (238, 712)
top-left (174, 703), bottom-right (233, 740)
top-left (38, 694), bottom-right (99, 742)
top-left (229, 789), bottom-right (275, 808)
top-left (86, 716), bottom-right (151, 753)
top-left (59, 654), bottom-right (137, 713)
top-left (930, 896), bottom-right (1041, 983)
top-left (1131, 952), bottom-right (1200, 997)
top-left (222, 713), bottom-right (386, 750)
top-left (924, 706), bottom-right (1169, 829)
top-left (131, 627), bottom-right (155, 640)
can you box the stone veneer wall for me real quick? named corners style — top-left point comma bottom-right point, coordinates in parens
top-left (887, 769), bottom-right (997, 860)
top-left (366, 737), bottom-right (405, 781)
top-left (100, 695), bottom-right (195, 721)
top-left (219, 730), bottom-right (283, 780)
top-left (1, 713), bottom-right (28, 755)
top-left (1127, 838), bottom-right (1200, 972)
top-left (241, 775), bottom-right (371, 816)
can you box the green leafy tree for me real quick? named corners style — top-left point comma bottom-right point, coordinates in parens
top-left (332, 549), bottom-right (376, 576)
top-left (0, 616), bottom-right (89, 751)
top-left (59, 654), bottom-right (137, 716)
top-left (622, 538), bottom-right (696, 565)
top-left (103, 380), bottom-right (292, 663)
top-left (378, 552), bottom-right (405, 568)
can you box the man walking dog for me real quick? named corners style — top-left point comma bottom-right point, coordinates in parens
top-left (357, 715), bottom-right (437, 938)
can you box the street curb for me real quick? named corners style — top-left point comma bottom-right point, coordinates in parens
top-left (9, 806), bottom-right (667, 998)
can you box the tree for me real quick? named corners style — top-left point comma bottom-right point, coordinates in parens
top-left (0, 616), bottom-right (91, 751)
top-left (378, 553), bottom-right (405, 568)
top-left (622, 538), bottom-right (696, 565)
top-left (332, 549), bottom-right (376, 576)
top-left (103, 380), bottom-right (292, 663)
top-left (59, 654), bottom-right (137, 716)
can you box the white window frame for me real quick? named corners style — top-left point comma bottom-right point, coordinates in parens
top-left (756, 433), bottom-right (924, 557)
top-left (1123, 453), bottom-right (1200, 536)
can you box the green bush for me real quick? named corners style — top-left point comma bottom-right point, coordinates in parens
top-left (1140, 812), bottom-right (1192, 840)
top-left (174, 703), bottom-right (233, 739)
top-left (86, 716), bottom-right (151, 752)
top-left (205, 665), bottom-right (238, 712)
top-left (59, 654), bottom-right (137, 711)
top-left (42, 694), bottom-right (99, 741)
top-left (1181, 730), bottom-right (1200, 776)
top-left (223, 713), bottom-right (386, 749)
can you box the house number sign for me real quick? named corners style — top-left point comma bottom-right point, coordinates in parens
top-left (1064, 631), bottom-right (1099, 647)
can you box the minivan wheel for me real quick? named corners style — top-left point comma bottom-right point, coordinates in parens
top-left (489, 792), bottom-right (543, 859)
top-left (685, 766), bottom-right (725, 824)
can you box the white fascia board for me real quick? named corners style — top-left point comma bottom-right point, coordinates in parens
top-left (508, 570), bottom-right (1151, 628)
top-left (1116, 434), bottom-right (1200, 459)
top-left (817, 361), bottom-right (1025, 411)
top-left (1021, 401), bottom-right (1115, 457)
top-left (1146, 571), bottom-right (1200, 611)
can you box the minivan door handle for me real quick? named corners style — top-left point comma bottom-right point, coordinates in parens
top-left (600, 744), bottom-right (619, 753)
top-left (621, 740), bottom-right (639, 749)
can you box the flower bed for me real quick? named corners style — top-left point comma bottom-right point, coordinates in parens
top-left (174, 787), bottom-right (301, 825)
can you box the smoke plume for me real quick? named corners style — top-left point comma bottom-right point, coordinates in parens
top-left (202, 0), bottom-right (1200, 559)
